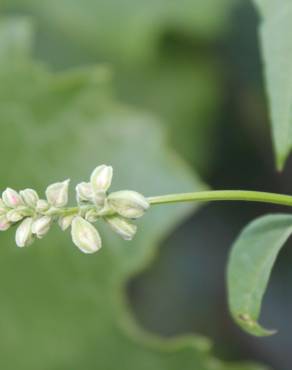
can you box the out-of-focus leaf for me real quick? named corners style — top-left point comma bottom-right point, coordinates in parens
top-left (116, 57), bottom-right (221, 171)
top-left (1, 2), bottom-right (226, 174)
top-left (253, 0), bottom-right (292, 169)
top-left (0, 18), bottom-right (266, 370)
top-left (253, 0), bottom-right (282, 17)
top-left (228, 214), bottom-right (292, 336)
top-left (2, 0), bottom-right (235, 63)
top-left (0, 17), bottom-right (33, 60)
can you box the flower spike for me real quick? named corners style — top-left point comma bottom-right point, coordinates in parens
top-left (0, 165), bottom-right (149, 253)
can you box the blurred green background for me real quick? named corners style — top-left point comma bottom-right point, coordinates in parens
top-left (0, 1), bottom-right (291, 369)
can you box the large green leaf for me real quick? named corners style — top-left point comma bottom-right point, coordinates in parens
top-left (115, 57), bottom-right (221, 172)
top-left (253, 0), bottom-right (292, 169)
top-left (227, 214), bottom-right (292, 336)
top-left (1, 2), bottom-right (227, 174)
top-left (0, 18), bottom-right (266, 370)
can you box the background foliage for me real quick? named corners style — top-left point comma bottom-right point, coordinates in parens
top-left (0, 1), bottom-right (292, 369)
top-left (253, 0), bottom-right (292, 169)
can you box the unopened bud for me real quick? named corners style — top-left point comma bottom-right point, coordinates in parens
top-left (108, 191), bottom-right (149, 219)
top-left (85, 209), bottom-right (99, 223)
top-left (2, 188), bottom-right (24, 208)
top-left (6, 209), bottom-right (24, 223)
top-left (0, 198), bottom-right (5, 209)
top-left (36, 199), bottom-right (50, 212)
top-left (71, 216), bottom-right (102, 254)
top-left (46, 179), bottom-right (70, 207)
top-left (20, 189), bottom-right (39, 208)
top-left (76, 182), bottom-right (93, 203)
top-left (58, 214), bottom-right (74, 231)
top-left (105, 216), bottom-right (137, 240)
top-left (93, 190), bottom-right (106, 209)
top-left (0, 199), bottom-right (6, 216)
top-left (32, 216), bottom-right (52, 238)
top-left (90, 165), bottom-right (113, 193)
top-left (15, 217), bottom-right (34, 247)
top-left (0, 215), bottom-right (11, 231)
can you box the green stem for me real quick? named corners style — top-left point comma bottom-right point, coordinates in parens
top-left (148, 190), bottom-right (292, 208)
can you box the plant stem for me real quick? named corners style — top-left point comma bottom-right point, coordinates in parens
top-left (148, 190), bottom-right (292, 208)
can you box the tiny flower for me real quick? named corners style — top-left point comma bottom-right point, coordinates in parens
top-left (85, 208), bottom-right (99, 223)
top-left (20, 189), bottom-right (39, 208)
top-left (6, 209), bottom-right (24, 223)
top-left (0, 198), bottom-right (6, 210)
top-left (76, 183), bottom-right (105, 209)
top-left (0, 200), bottom-right (6, 216)
top-left (0, 215), bottom-right (11, 231)
top-left (93, 190), bottom-right (106, 209)
top-left (32, 216), bottom-right (52, 238)
top-left (108, 190), bottom-right (149, 219)
top-left (105, 216), bottom-right (137, 240)
top-left (71, 216), bottom-right (102, 254)
top-left (76, 182), bottom-right (94, 203)
top-left (36, 199), bottom-right (50, 212)
top-left (46, 179), bottom-right (70, 207)
top-left (58, 214), bottom-right (75, 231)
top-left (96, 199), bottom-right (114, 217)
top-left (2, 188), bottom-right (24, 208)
top-left (15, 217), bottom-right (34, 247)
top-left (90, 165), bottom-right (113, 193)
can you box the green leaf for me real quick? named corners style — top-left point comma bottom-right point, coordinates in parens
top-left (2, 0), bottom-right (235, 63)
top-left (0, 17), bottom-right (33, 60)
top-left (0, 18), bottom-right (266, 370)
top-left (227, 214), bottom-right (292, 336)
top-left (253, 0), bottom-right (292, 169)
top-left (116, 57), bottom-right (221, 172)
top-left (1, 4), bottom-right (228, 174)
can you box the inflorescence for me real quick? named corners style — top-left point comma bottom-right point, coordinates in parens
top-left (0, 165), bottom-right (149, 253)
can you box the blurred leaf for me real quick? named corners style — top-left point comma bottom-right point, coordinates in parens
top-left (0, 18), bottom-right (266, 370)
top-left (1, 2), bottom-right (227, 174)
top-left (2, 0), bottom-right (235, 64)
top-left (227, 214), bottom-right (292, 336)
top-left (0, 17), bottom-right (33, 60)
top-left (253, 1), bottom-right (281, 17)
top-left (253, 0), bottom-right (292, 169)
top-left (116, 57), bottom-right (221, 172)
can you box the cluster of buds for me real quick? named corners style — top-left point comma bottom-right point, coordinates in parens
top-left (0, 165), bottom-right (149, 254)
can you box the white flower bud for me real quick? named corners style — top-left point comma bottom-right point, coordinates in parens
top-left (15, 217), bottom-right (34, 247)
top-left (0, 198), bottom-right (5, 207)
top-left (46, 179), bottom-right (70, 207)
top-left (85, 209), bottom-right (99, 223)
top-left (20, 189), bottom-right (39, 208)
top-left (6, 209), bottom-right (24, 223)
top-left (32, 216), bottom-right (52, 238)
top-left (108, 191), bottom-right (149, 219)
top-left (90, 165), bottom-right (113, 193)
top-left (0, 215), bottom-right (11, 231)
top-left (76, 182), bottom-right (94, 203)
top-left (71, 216), bottom-right (102, 254)
top-left (93, 190), bottom-right (106, 209)
top-left (58, 214), bottom-right (74, 231)
top-left (2, 188), bottom-right (24, 208)
top-left (0, 200), bottom-right (6, 216)
top-left (36, 199), bottom-right (50, 212)
top-left (105, 216), bottom-right (137, 240)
